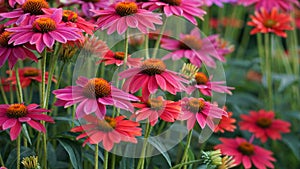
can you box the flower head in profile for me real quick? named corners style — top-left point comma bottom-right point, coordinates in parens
top-left (132, 96), bottom-right (181, 126)
top-left (214, 107), bottom-right (236, 133)
top-left (53, 76), bottom-right (139, 119)
top-left (21, 156), bottom-right (40, 169)
top-left (239, 110), bottom-right (291, 143)
top-left (0, 103), bottom-right (54, 140)
top-left (178, 97), bottom-right (227, 130)
top-left (0, 78), bottom-right (15, 92)
top-left (71, 0), bottom-right (110, 18)
top-left (92, 1), bottom-right (163, 35)
top-left (0, 0), bottom-right (50, 26)
top-left (71, 115), bottom-right (142, 151)
top-left (97, 50), bottom-right (142, 67)
top-left (7, 8), bottom-right (82, 53)
top-left (248, 8), bottom-right (293, 38)
top-left (238, 0), bottom-right (299, 11)
top-left (162, 28), bottom-right (224, 68)
top-left (186, 72), bottom-right (234, 96)
top-left (6, 67), bottom-right (56, 88)
top-left (142, 0), bottom-right (206, 25)
top-left (0, 31), bottom-right (38, 69)
top-left (119, 58), bottom-right (188, 100)
top-left (81, 35), bottom-right (109, 57)
top-left (215, 137), bottom-right (276, 169)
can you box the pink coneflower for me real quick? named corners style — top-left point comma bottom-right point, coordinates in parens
top-left (142, 0), bottom-right (206, 25)
top-left (71, 0), bottom-right (110, 18)
top-left (92, 1), bottom-right (162, 35)
top-left (186, 72), bottom-right (234, 96)
top-left (6, 67), bottom-right (56, 88)
top-left (132, 96), bottom-right (181, 126)
top-left (0, 0), bottom-right (50, 26)
top-left (53, 76), bottom-right (139, 119)
top-left (0, 31), bottom-right (38, 69)
top-left (8, 0), bottom-right (25, 7)
top-left (215, 137), bottom-right (276, 169)
top-left (203, 0), bottom-right (227, 7)
top-left (0, 103), bottom-right (54, 140)
top-left (238, 0), bottom-right (299, 11)
top-left (6, 8), bottom-right (82, 53)
top-left (97, 50), bottom-right (142, 67)
top-left (178, 97), bottom-right (227, 130)
top-left (239, 110), bottom-right (291, 143)
top-left (42, 9), bottom-right (96, 34)
top-left (161, 28), bottom-right (224, 68)
top-left (81, 35), bottom-right (109, 57)
top-left (214, 107), bottom-right (236, 133)
top-left (248, 8), bottom-right (293, 38)
top-left (71, 115), bottom-right (142, 151)
top-left (119, 58), bottom-right (187, 100)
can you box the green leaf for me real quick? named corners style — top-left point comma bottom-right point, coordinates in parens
top-left (148, 138), bottom-right (172, 167)
top-left (47, 142), bottom-right (57, 169)
top-left (5, 147), bottom-right (36, 169)
top-left (282, 134), bottom-right (300, 160)
top-left (58, 138), bottom-right (82, 169)
top-left (22, 124), bottom-right (32, 145)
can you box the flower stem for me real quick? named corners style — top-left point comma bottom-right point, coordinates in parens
top-left (111, 153), bottom-right (116, 169)
top-left (17, 135), bottom-right (21, 169)
top-left (180, 130), bottom-right (193, 169)
top-left (0, 153), bottom-right (4, 166)
top-left (171, 159), bottom-right (203, 169)
top-left (15, 64), bottom-right (24, 103)
top-left (94, 144), bottom-right (99, 169)
top-left (145, 34), bottom-right (149, 59)
top-left (124, 30), bottom-right (129, 64)
top-left (40, 49), bottom-right (47, 107)
top-left (264, 33), bottom-right (273, 110)
top-left (0, 79), bottom-right (8, 104)
top-left (55, 61), bottom-right (67, 89)
top-left (103, 150), bottom-right (109, 169)
top-left (8, 71), bottom-right (14, 104)
top-left (152, 17), bottom-right (168, 58)
top-left (136, 122), bottom-right (152, 169)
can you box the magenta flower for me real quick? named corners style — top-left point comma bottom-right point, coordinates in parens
top-left (8, 0), bottom-right (25, 7)
top-left (0, 103), bottom-right (54, 140)
top-left (97, 50), bottom-right (142, 67)
top-left (0, 0), bottom-right (50, 26)
top-left (119, 58), bottom-right (188, 100)
top-left (92, 1), bottom-right (163, 35)
top-left (6, 8), bottom-right (82, 53)
top-left (178, 97), bottom-right (227, 130)
top-left (161, 28), bottom-right (224, 68)
top-left (53, 76), bottom-right (139, 119)
top-left (0, 31), bottom-right (37, 69)
top-left (203, 0), bottom-right (227, 7)
top-left (238, 0), bottom-right (299, 11)
top-left (132, 96), bottom-right (181, 126)
top-left (142, 0), bottom-right (206, 25)
top-left (71, 0), bottom-right (110, 18)
top-left (186, 72), bottom-right (234, 96)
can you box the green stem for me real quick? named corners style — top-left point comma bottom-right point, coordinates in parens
top-left (0, 79), bottom-right (8, 104)
top-left (55, 61), bottom-right (67, 89)
top-left (145, 34), bottom-right (149, 59)
top-left (180, 130), bottom-right (193, 169)
top-left (17, 135), bottom-right (21, 169)
top-left (152, 17), bottom-right (168, 58)
top-left (264, 33), bottom-right (273, 110)
top-left (103, 150), bottom-right (109, 169)
top-left (0, 153), bottom-right (4, 166)
top-left (171, 159), bottom-right (203, 169)
top-left (15, 64), bottom-right (23, 103)
top-left (95, 144), bottom-right (99, 169)
top-left (124, 31), bottom-right (129, 64)
top-left (111, 153), bottom-right (116, 169)
top-left (136, 122), bottom-right (152, 169)
top-left (9, 71), bottom-right (14, 104)
top-left (202, 6), bottom-right (210, 34)
top-left (40, 49), bottom-right (47, 107)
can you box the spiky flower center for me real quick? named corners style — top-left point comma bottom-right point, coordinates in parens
top-left (115, 2), bottom-right (138, 17)
top-left (22, 0), bottom-right (49, 15)
top-left (180, 35), bottom-right (203, 50)
top-left (194, 72), bottom-right (208, 85)
top-left (114, 52), bottom-right (125, 60)
top-left (161, 0), bottom-right (181, 6)
top-left (6, 104), bottom-right (28, 118)
top-left (32, 17), bottom-right (56, 33)
top-left (256, 117), bottom-right (272, 128)
top-left (147, 98), bottom-right (164, 110)
top-left (62, 10), bottom-right (78, 22)
top-left (98, 116), bottom-right (117, 132)
top-left (141, 59), bottom-right (166, 76)
top-left (23, 68), bottom-right (39, 77)
top-left (263, 19), bottom-right (277, 28)
top-left (0, 31), bottom-right (12, 47)
top-left (238, 142), bottom-right (254, 155)
top-left (187, 98), bottom-right (205, 113)
top-left (82, 78), bottom-right (111, 98)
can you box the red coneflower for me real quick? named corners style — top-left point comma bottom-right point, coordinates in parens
top-left (215, 137), bottom-right (276, 169)
top-left (97, 50), bottom-right (142, 67)
top-left (214, 107), bottom-right (236, 133)
top-left (0, 103), bottom-right (54, 140)
top-left (248, 8), bottom-right (293, 38)
top-left (71, 115), bottom-right (142, 151)
top-left (239, 110), bottom-right (291, 143)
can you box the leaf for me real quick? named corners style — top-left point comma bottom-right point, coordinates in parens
top-left (5, 147), bottom-right (36, 169)
top-left (47, 142), bottom-right (57, 169)
top-left (148, 138), bottom-right (172, 167)
top-left (22, 124), bottom-right (32, 145)
top-left (58, 138), bottom-right (82, 169)
top-left (282, 134), bottom-right (300, 160)
top-left (277, 75), bottom-right (298, 92)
